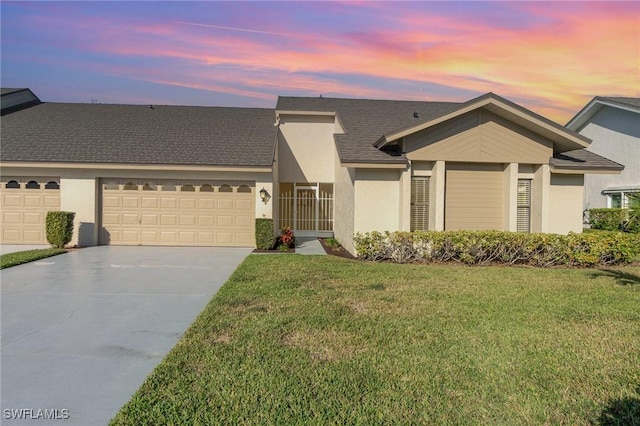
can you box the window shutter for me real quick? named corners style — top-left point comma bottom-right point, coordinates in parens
top-left (411, 177), bottom-right (430, 231)
top-left (517, 179), bottom-right (531, 233)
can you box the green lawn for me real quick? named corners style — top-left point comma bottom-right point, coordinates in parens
top-left (111, 256), bottom-right (640, 425)
top-left (0, 248), bottom-right (66, 269)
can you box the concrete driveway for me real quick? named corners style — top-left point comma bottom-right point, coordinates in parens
top-left (1, 246), bottom-right (251, 425)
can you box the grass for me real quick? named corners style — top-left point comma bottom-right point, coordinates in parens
top-left (111, 256), bottom-right (640, 425)
top-left (0, 248), bottom-right (66, 269)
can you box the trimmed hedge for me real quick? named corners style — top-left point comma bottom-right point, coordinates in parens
top-left (587, 208), bottom-right (629, 232)
top-left (255, 218), bottom-right (275, 250)
top-left (354, 230), bottom-right (640, 267)
top-left (46, 211), bottom-right (75, 248)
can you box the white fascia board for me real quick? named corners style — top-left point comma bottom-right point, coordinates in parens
top-left (0, 161), bottom-right (273, 173)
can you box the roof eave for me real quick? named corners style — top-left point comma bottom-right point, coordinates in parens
top-left (0, 161), bottom-right (274, 173)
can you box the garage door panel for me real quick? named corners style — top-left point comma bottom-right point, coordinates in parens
top-left (141, 197), bottom-right (158, 209)
top-left (217, 199), bottom-right (233, 210)
top-left (3, 195), bottom-right (22, 207)
top-left (216, 215), bottom-right (233, 227)
top-left (198, 215), bottom-right (214, 226)
top-left (3, 212), bottom-right (22, 224)
top-left (179, 231), bottom-right (196, 243)
top-left (180, 198), bottom-right (196, 209)
top-left (140, 214), bottom-right (158, 225)
top-left (101, 180), bottom-right (254, 247)
top-left (24, 195), bottom-right (43, 207)
top-left (2, 229), bottom-right (22, 242)
top-left (24, 229), bottom-right (44, 241)
top-left (24, 212), bottom-right (43, 225)
top-left (180, 215), bottom-right (196, 226)
top-left (199, 199), bottom-right (214, 209)
top-left (122, 214), bottom-right (139, 225)
top-left (236, 199), bottom-right (252, 210)
top-left (217, 232), bottom-right (233, 244)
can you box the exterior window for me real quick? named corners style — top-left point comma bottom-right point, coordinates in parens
top-left (26, 180), bottom-right (40, 189)
top-left (181, 184), bottom-right (195, 192)
top-left (161, 184), bottom-right (176, 191)
top-left (123, 182), bottom-right (138, 190)
top-left (6, 180), bottom-right (20, 189)
top-left (219, 184), bottom-right (232, 193)
top-left (142, 183), bottom-right (157, 191)
top-left (410, 177), bottom-right (430, 231)
top-left (237, 185), bottom-right (251, 193)
top-left (200, 184), bottom-right (214, 192)
top-left (517, 179), bottom-right (531, 233)
top-left (45, 181), bottom-right (60, 190)
top-left (608, 193), bottom-right (622, 208)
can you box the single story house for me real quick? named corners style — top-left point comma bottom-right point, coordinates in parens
top-left (566, 96), bottom-right (640, 210)
top-left (1, 89), bottom-right (623, 254)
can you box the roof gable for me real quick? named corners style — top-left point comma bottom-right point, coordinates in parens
top-left (566, 96), bottom-right (640, 131)
top-left (376, 92), bottom-right (591, 153)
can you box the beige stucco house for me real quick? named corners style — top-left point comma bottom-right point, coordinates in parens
top-left (1, 89), bottom-right (623, 254)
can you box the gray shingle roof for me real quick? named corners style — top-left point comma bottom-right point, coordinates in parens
top-left (1, 88), bottom-right (29, 95)
top-left (277, 96), bottom-right (462, 163)
top-left (1, 102), bottom-right (276, 167)
top-left (550, 149), bottom-right (624, 171)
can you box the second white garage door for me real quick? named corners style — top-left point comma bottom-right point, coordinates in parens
top-left (101, 180), bottom-right (255, 247)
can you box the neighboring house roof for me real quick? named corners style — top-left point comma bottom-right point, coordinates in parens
top-left (550, 149), bottom-right (624, 172)
top-left (277, 96), bottom-right (462, 164)
top-left (1, 102), bottom-right (277, 168)
top-left (566, 96), bottom-right (640, 131)
top-left (1, 88), bottom-right (41, 115)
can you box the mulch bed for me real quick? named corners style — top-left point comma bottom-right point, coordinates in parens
top-left (318, 238), bottom-right (357, 260)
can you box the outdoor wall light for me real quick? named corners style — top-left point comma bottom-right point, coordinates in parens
top-left (259, 188), bottom-right (271, 204)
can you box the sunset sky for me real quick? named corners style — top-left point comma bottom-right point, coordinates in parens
top-left (1, 1), bottom-right (638, 123)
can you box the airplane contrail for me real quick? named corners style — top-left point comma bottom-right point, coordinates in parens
top-left (176, 21), bottom-right (342, 42)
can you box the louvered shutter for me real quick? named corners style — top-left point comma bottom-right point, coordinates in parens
top-left (411, 177), bottom-right (430, 231)
top-left (517, 179), bottom-right (531, 233)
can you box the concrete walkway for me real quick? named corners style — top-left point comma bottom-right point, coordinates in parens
top-left (295, 237), bottom-right (326, 255)
top-left (1, 246), bottom-right (251, 426)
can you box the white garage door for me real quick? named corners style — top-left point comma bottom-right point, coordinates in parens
top-left (0, 177), bottom-right (61, 244)
top-left (100, 179), bottom-right (255, 247)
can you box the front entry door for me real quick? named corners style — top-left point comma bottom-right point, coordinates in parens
top-left (279, 182), bottom-right (333, 237)
top-left (295, 186), bottom-right (317, 236)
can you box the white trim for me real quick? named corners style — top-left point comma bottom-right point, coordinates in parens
top-left (0, 161), bottom-right (272, 173)
top-left (549, 167), bottom-right (622, 175)
top-left (341, 162), bottom-right (406, 169)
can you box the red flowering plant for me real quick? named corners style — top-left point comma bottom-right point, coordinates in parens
top-left (278, 227), bottom-right (295, 249)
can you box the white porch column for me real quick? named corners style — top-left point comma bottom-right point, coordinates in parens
top-left (399, 164), bottom-right (411, 231)
top-left (532, 164), bottom-right (550, 233)
top-left (504, 163), bottom-right (518, 231)
top-left (431, 160), bottom-right (446, 231)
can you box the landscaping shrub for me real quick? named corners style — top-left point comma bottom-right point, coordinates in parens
top-left (278, 227), bottom-right (295, 248)
top-left (587, 208), bottom-right (639, 233)
top-left (46, 211), bottom-right (75, 248)
top-left (255, 218), bottom-right (275, 250)
top-left (353, 230), bottom-right (640, 267)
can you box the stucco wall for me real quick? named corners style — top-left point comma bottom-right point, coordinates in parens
top-left (333, 152), bottom-right (355, 254)
top-left (548, 173), bottom-right (584, 234)
top-left (277, 114), bottom-right (336, 183)
top-left (579, 106), bottom-right (640, 209)
top-left (354, 169), bottom-right (400, 233)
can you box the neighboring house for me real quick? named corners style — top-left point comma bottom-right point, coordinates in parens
top-left (566, 97), bottom-right (640, 210)
top-left (0, 90), bottom-right (623, 254)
